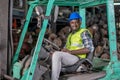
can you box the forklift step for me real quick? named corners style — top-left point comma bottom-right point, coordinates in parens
top-left (59, 71), bottom-right (106, 80)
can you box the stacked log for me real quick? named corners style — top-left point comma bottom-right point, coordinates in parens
top-left (46, 26), bottom-right (71, 49)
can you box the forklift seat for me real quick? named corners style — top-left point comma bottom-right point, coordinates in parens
top-left (61, 51), bottom-right (94, 73)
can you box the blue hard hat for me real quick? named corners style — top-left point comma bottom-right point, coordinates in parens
top-left (69, 12), bottom-right (82, 21)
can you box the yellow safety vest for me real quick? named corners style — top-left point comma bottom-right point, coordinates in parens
top-left (66, 28), bottom-right (92, 58)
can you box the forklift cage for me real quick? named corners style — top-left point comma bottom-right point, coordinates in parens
top-left (12, 0), bottom-right (120, 80)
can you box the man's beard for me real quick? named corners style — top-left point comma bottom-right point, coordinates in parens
top-left (71, 26), bottom-right (79, 33)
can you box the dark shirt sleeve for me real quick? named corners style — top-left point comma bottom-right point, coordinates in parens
top-left (81, 31), bottom-right (94, 53)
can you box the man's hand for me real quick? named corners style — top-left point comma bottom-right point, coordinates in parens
top-left (61, 48), bottom-right (71, 53)
top-left (62, 48), bottom-right (90, 55)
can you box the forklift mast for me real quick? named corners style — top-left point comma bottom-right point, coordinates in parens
top-left (12, 0), bottom-right (120, 80)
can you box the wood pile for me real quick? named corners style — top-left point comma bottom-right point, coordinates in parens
top-left (43, 10), bottom-right (120, 60)
top-left (87, 11), bottom-right (120, 60)
top-left (12, 6), bottom-right (120, 61)
top-left (44, 26), bottom-right (71, 51)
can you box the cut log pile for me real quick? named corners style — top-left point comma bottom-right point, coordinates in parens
top-left (12, 6), bottom-right (120, 60)
top-left (44, 11), bottom-right (120, 60)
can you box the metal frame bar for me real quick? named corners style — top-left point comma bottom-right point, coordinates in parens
top-left (80, 8), bottom-right (86, 28)
top-left (100, 0), bottom-right (120, 79)
top-left (12, 3), bottom-right (37, 64)
top-left (21, 0), bottom-right (55, 80)
top-left (28, 0), bottom-right (106, 7)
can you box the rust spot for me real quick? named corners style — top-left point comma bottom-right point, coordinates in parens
top-left (112, 51), bottom-right (117, 54)
top-left (112, 32), bottom-right (115, 35)
top-left (30, 72), bottom-right (32, 75)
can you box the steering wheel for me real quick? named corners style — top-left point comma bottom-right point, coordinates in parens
top-left (42, 38), bottom-right (61, 52)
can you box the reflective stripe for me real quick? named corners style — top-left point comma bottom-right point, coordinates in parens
top-left (71, 43), bottom-right (84, 48)
top-left (77, 54), bottom-right (86, 58)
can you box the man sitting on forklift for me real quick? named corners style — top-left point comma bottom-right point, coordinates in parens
top-left (51, 12), bottom-right (94, 80)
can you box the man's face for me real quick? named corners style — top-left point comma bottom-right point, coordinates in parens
top-left (70, 19), bottom-right (81, 31)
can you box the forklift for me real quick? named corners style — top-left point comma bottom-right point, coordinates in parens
top-left (1, 0), bottom-right (120, 80)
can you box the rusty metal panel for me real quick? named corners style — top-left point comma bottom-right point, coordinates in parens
top-left (0, 0), bottom-right (9, 78)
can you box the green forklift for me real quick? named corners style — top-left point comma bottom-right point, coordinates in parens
top-left (3, 0), bottom-right (120, 80)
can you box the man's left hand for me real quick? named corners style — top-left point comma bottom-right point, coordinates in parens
top-left (61, 48), bottom-right (71, 53)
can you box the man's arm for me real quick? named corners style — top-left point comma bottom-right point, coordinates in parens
top-left (70, 48), bottom-right (90, 55)
top-left (69, 31), bottom-right (94, 55)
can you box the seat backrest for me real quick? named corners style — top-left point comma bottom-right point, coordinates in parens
top-left (86, 51), bottom-right (94, 61)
